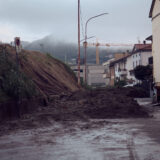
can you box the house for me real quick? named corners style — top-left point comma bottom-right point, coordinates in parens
top-left (126, 43), bottom-right (152, 84)
top-left (149, 0), bottom-right (160, 100)
top-left (102, 58), bottom-right (115, 85)
top-left (109, 53), bottom-right (129, 86)
top-left (109, 43), bottom-right (152, 86)
top-left (102, 53), bottom-right (129, 86)
top-left (109, 55), bottom-right (128, 86)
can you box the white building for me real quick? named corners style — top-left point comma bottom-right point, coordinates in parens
top-left (149, 0), bottom-right (160, 100)
top-left (109, 44), bottom-right (152, 85)
top-left (126, 44), bottom-right (152, 84)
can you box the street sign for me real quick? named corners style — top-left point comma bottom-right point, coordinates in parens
top-left (14, 37), bottom-right (22, 53)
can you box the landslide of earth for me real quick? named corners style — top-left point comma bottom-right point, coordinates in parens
top-left (0, 87), bottom-right (150, 135)
top-left (0, 45), bottom-right (150, 134)
top-left (49, 88), bottom-right (149, 120)
top-left (0, 44), bottom-right (79, 99)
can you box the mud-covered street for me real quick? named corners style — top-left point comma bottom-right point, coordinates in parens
top-left (0, 108), bottom-right (160, 160)
top-left (0, 118), bottom-right (160, 160)
top-left (0, 89), bottom-right (159, 160)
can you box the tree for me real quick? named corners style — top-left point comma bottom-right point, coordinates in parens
top-left (133, 65), bottom-right (152, 81)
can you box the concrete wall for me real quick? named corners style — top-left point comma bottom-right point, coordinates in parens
top-left (71, 65), bottom-right (107, 86)
top-left (71, 65), bottom-right (85, 80)
top-left (141, 52), bottom-right (152, 66)
top-left (152, 0), bottom-right (160, 86)
top-left (87, 65), bottom-right (107, 86)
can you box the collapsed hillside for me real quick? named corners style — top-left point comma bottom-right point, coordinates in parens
top-left (0, 44), bottom-right (150, 124)
top-left (0, 44), bottom-right (79, 100)
top-left (0, 88), bottom-right (150, 135)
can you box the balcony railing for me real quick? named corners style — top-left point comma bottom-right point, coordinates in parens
top-left (118, 69), bottom-right (127, 75)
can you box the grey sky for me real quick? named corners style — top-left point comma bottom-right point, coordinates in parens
top-left (0, 0), bottom-right (152, 44)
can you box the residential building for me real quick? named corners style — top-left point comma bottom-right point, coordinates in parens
top-left (109, 55), bottom-right (128, 85)
top-left (149, 0), bottom-right (160, 100)
top-left (109, 44), bottom-right (152, 86)
top-left (126, 44), bottom-right (152, 84)
top-left (103, 53), bottom-right (129, 86)
top-left (102, 58), bottom-right (115, 85)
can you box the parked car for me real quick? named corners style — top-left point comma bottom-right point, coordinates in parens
top-left (123, 84), bottom-right (135, 88)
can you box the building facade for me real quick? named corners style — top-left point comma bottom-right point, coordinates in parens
top-left (109, 44), bottom-right (152, 86)
top-left (71, 64), bottom-right (107, 87)
top-left (126, 44), bottom-right (152, 84)
top-left (149, 0), bottom-right (160, 100)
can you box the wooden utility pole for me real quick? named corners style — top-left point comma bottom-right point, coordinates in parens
top-left (78, 0), bottom-right (81, 86)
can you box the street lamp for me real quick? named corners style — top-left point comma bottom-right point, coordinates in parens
top-left (80, 36), bottom-right (95, 42)
top-left (84, 12), bottom-right (109, 83)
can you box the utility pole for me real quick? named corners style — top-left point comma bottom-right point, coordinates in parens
top-left (77, 0), bottom-right (81, 86)
top-left (14, 37), bottom-right (21, 118)
top-left (84, 12), bottom-right (108, 83)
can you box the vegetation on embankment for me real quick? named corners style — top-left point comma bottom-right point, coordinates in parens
top-left (0, 44), bottom-right (79, 102)
top-left (0, 44), bottom-right (79, 120)
top-left (0, 46), bottom-right (37, 102)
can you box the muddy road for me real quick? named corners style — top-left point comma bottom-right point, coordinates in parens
top-left (0, 89), bottom-right (159, 160)
top-left (0, 111), bottom-right (160, 160)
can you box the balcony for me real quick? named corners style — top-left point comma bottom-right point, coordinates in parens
top-left (118, 69), bottom-right (127, 75)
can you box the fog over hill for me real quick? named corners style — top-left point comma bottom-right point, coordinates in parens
top-left (24, 35), bottom-right (132, 64)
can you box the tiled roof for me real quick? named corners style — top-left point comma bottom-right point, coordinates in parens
top-left (132, 44), bottom-right (152, 53)
top-left (146, 35), bottom-right (152, 41)
top-left (109, 55), bottom-right (130, 67)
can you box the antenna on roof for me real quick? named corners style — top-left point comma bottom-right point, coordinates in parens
top-left (137, 37), bottom-right (141, 44)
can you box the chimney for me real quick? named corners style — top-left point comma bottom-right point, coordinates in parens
top-left (143, 41), bottom-right (146, 44)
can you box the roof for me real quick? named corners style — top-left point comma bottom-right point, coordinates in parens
top-left (146, 35), bottom-right (152, 41)
top-left (132, 44), bottom-right (152, 53)
top-left (109, 55), bottom-right (129, 67)
top-left (109, 44), bottom-right (152, 67)
top-left (149, 0), bottom-right (156, 18)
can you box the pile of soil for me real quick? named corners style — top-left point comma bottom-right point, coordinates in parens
top-left (0, 88), bottom-right (150, 135)
top-left (51, 88), bottom-right (149, 120)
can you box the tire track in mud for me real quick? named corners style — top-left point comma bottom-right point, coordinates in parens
top-left (127, 132), bottom-right (140, 160)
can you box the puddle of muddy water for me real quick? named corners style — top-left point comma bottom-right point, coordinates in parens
top-left (0, 119), bottom-right (160, 160)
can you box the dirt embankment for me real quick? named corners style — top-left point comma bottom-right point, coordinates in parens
top-left (0, 44), bottom-right (80, 121)
top-left (4, 45), bottom-right (79, 97)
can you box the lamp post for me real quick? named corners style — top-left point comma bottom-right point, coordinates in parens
top-left (84, 12), bottom-right (108, 83)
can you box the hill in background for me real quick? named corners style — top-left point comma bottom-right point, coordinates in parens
top-left (24, 35), bottom-right (132, 64)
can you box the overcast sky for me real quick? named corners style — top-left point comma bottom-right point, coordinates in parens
top-left (0, 0), bottom-right (152, 44)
